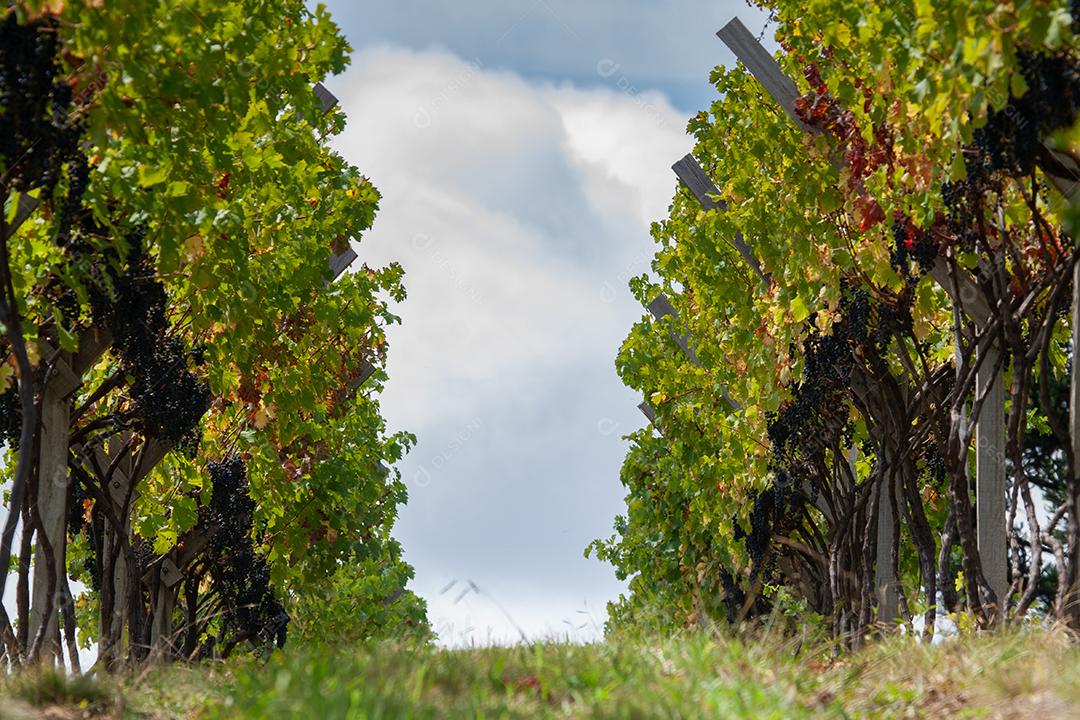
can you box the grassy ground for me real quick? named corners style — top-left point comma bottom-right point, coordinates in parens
top-left (2, 629), bottom-right (1080, 718)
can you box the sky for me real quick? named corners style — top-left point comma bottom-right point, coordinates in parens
top-left (1, 0), bottom-right (771, 653)
top-left (315, 0), bottom-right (770, 644)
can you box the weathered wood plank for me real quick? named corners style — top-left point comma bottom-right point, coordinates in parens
top-left (672, 154), bottom-right (725, 211)
top-left (39, 325), bottom-right (112, 400)
top-left (313, 82), bottom-right (338, 114)
top-left (648, 294), bottom-right (701, 366)
top-left (976, 345), bottom-right (1008, 618)
top-left (27, 378), bottom-right (72, 662)
top-left (874, 478), bottom-right (899, 624)
top-left (158, 557), bottom-right (183, 589)
top-left (928, 258), bottom-right (992, 326)
top-left (329, 246), bottom-right (358, 280)
top-left (348, 359), bottom-right (377, 390)
top-left (716, 18), bottom-right (815, 134)
top-left (132, 439), bottom-right (166, 483)
top-left (672, 154), bottom-right (768, 284)
top-left (149, 583), bottom-right (176, 656)
top-left (10, 194), bottom-right (40, 233)
top-left (37, 341), bottom-right (82, 399)
top-left (337, 359), bottom-right (377, 403)
top-left (72, 325), bottom-right (112, 376)
top-left (91, 439), bottom-right (144, 510)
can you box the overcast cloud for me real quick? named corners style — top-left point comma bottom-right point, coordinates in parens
top-left (322, 46), bottom-right (687, 642)
top-left (320, 0), bottom-right (769, 645)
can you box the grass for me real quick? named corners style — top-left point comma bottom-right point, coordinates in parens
top-left (2, 628), bottom-right (1079, 718)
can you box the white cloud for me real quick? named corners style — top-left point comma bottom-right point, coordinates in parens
top-left (324, 45), bottom-right (692, 643)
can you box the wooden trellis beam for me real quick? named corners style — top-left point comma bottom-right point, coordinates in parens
top-left (648, 294), bottom-right (702, 366)
top-left (672, 155), bottom-right (769, 285)
top-left (313, 82), bottom-right (338, 114)
top-left (715, 19), bottom-right (816, 135)
top-left (646, 294), bottom-right (743, 414)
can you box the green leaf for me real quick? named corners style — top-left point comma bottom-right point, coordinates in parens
top-left (167, 180), bottom-right (190, 197)
top-left (1010, 71), bottom-right (1029, 99)
top-left (137, 164), bottom-right (170, 187)
top-left (790, 295), bottom-right (810, 323)
top-left (52, 308), bottom-right (78, 353)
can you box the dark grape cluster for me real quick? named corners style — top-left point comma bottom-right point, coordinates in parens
top-left (205, 457), bottom-right (288, 650)
top-left (923, 439), bottom-right (946, 481)
top-left (743, 484), bottom-right (798, 569)
top-left (767, 293), bottom-right (864, 471)
top-left (1055, 290), bottom-right (1072, 322)
top-left (968, 51), bottom-right (1080, 179)
top-left (767, 284), bottom-right (914, 469)
top-left (54, 153), bottom-right (91, 248)
top-left (0, 380), bottom-right (22, 449)
top-left (0, 11), bottom-right (85, 196)
top-left (940, 178), bottom-right (986, 252)
top-left (890, 215), bottom-right (939, 277)
top-left (64, 469), bottom-right (105, 591)
top-left (94, 231), bottom-right (210, 453)
top-left (3, 9), bottom-right (92, 326)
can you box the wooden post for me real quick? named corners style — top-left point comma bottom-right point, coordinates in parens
top-left (977, 346), bottom-right (1007, 618)
top-left (874, 477), bottom-right (899, 623)
top-left (92, 438), bottom-right (137, 661)
top-left (149, 585), bottom-right (174, 658)
top-left (26, 356), bottom-right (78, 663)
top-left (26, 331), bottom-right (111, 663)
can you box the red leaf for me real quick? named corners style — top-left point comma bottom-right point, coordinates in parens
top-left (855, 195), bottom-right (885, 232)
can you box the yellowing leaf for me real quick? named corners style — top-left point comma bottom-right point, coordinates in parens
top-left (790, 295), bottom-right (810, 323)
top-left (137, 164), bottom-right (170, 187)
top-left (183, 234), bottom-right (205, 262)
